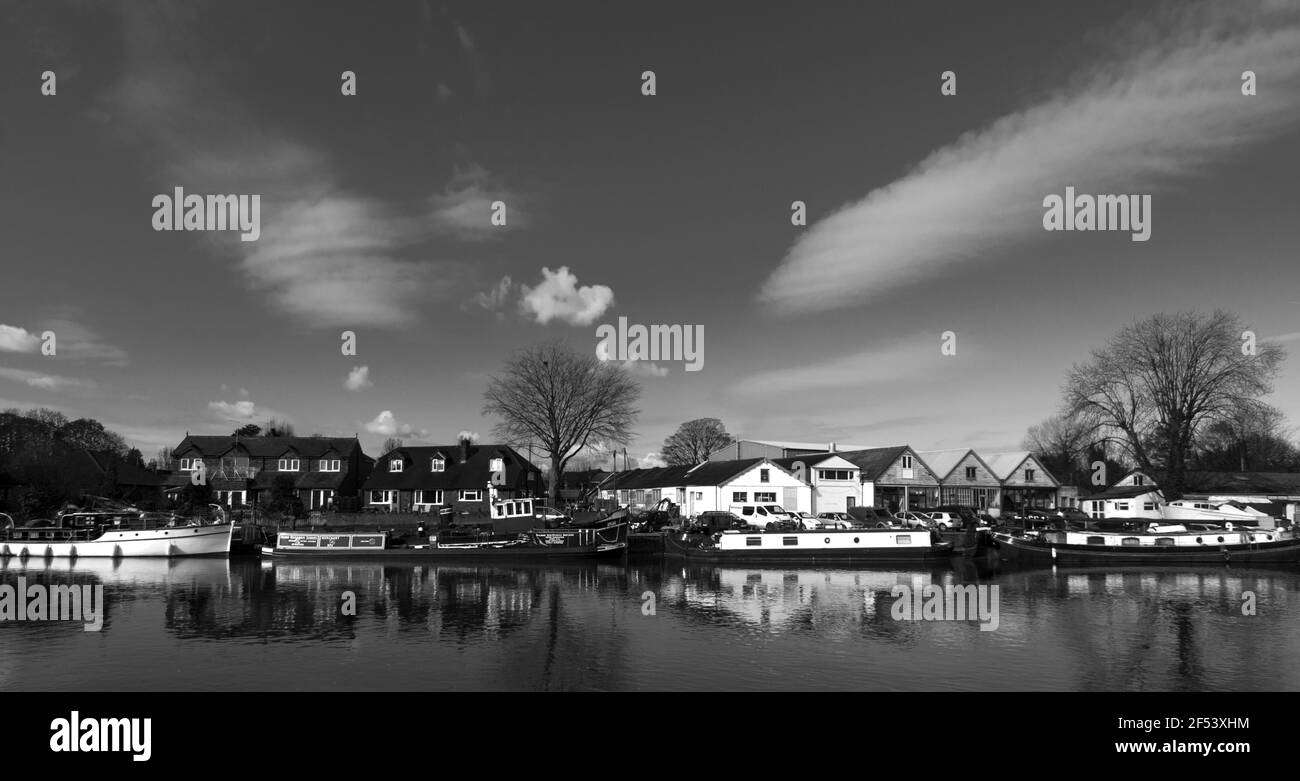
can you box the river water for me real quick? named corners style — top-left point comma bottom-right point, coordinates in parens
top-left (1, 554), bottom-right (1297, 691)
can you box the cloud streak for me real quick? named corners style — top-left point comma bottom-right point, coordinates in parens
top-left (758, 1), bottom-right (1300, 314)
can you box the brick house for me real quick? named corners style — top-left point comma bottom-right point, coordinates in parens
top-left (168, 435), bottom-right (372, 510)
top-left (361, 437), bottom-right (543, 517)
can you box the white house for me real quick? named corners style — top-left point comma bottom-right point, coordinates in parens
top-left (1081, 485), bottom-right (1165, 519)
top-left (598, 458), bottom-right (812, 516)
top-left (773, 453), bottom-right (861, 513)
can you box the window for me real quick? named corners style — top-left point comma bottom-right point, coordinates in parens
top-left (1087, 536), bottom-right (1105, 545)
top-left (459, 489), bottom-right (482, 502)
top-left (1133, 475), bottom-right (1145, 486)
top-left (179, 458), bottom-right (193, 471)
top-left (1155, 538), bottom-right (1176, 547)
top-left (902, 455), bottom-right (913, 469)
top-left (319, 459), bottom-right (340, 472)
top-left (1121, 537), bottom-right (1141, 547)
top-left (965, 467), bottom-right (977, 480)
top-left (389, 460), bottom-right (403, 473)
top-left (760, 469), bottom-right (770, 483)
top-left (489, 457), bottom-right (504, 473)
top-left (370, 490), bottom-right (393, 504)
top-left (279, 458), bottom-right (300, 472)
top-left (417, 490), bottom-right (443, 505)
top-left (1143, 502), bottom-right (1156, 511)
top-left (732, 492), bottom-right (747, 503)
top-left (1025, 469), bottom-right (1036, 482)
top-left (1114, 502), bottom-right (1130, 511)
top-left (741, 507), bottom-right (755, 516)
top-left (896, 535), bottom-right (912, 545)
top-left (692, 492), bottom-right (702, 501)
top-left (782, 537), bottom-right (798, 546)
top-left (431, 457), bottom-right (445, 472)
top-left (817, 469), bottom-right (853, 481)
top-left (754, 492), bottom-right (776, 503)
top-left (746, 537), bottom-right (762, 546)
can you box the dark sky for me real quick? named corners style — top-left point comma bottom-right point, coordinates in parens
top-left (1, 0), bottom-right (1298, 462)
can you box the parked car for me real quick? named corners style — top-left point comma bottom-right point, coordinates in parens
top-left (816, 512), bottom-right (854, 529)
top-left (1051, 507), bottom-right (1092, 524)
top-left (794, 511), bottom-right (822, 530)
top-left (729, 504), bottom-right (799, 531)
top-left (692, 511), bottom-right (747, 534)
top-left (846, 506), bottom-right (898, 529)
top-left (894, 511), bottom-right (934, 529)
top-left (926, 511), bottom-right (963, 530)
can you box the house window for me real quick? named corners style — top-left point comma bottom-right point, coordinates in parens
top-left (760, 469), bottom-right (770, 483)
top-left (1133, 475), bottom-right (1145, 486)
top-left (965, 467), bottom-right (977, 480)
top-left (459, 489), bottom-right (482, 502)
top-left (490, 457), bottom-right (504, 473)
top-left (1143, 502), bottom-right (1156, 511)
top-left (732, 492), bottom-right (748, 503)
top-left (692, 492), bottom-right (702, 501)
top-left (179, 458), bottom-right (193, 471)
top-left (369, 490), bottom-right (394, 504)
top-left (902, 455), bottom-right (913, 469)
top-left (1025, 469), bottom-right (1035, 482)
top-left (817, 469), bottom-right (853, 481)
top-left (319, 459), bottom-right (340, 472)
top-left (417, 490), bottom-right (443, 505)
top-left (279, 459), bottom-right (300, 472)
top-left (389, 460), bottom-right (403, 473)
top-left (1114, 502), bottom-right (1130, 511)
top-left (754, 492), bottom-right (776, 503)
top-left (431, 457), bottom-right (445, 472)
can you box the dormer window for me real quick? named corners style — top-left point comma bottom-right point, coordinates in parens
top-left (180, 458), bottom-right (195, 471)
top-left (278, 459), bottom-right (300, 472)
top-left (431, 457), bottom-right (445, 472)
top-left (489, 457), bottom-right (504, 473)
top-left (1133, 474), bottom-right (1144, 486)
top-left (319, 459), bottom-right (341, 472)
top-left (390, 459), bottom-right (404, 473)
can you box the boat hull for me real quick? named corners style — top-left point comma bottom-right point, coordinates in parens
top-left (261, 524), bottom-right (629, 560)
top-left (663, 529), bottom-right (952, 563)
top-left (993, 532), bottom-right (1300, 565)
top-left (0, 524), bottom-right (234, 558)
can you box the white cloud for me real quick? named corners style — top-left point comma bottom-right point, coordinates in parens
top-left (429, 164), bottom-right (527, 240)
top-left (620, 359), bottom-right (669, 378)
top-left (0, 325), bottom-right (41, 353)
top-left (365, 410), bottom-right (414, 436)
top-left (207, 400), bottom-right (259, 421)
top-left (638, 452), bottom-right (668, 468)
top-left (0, 367), bottom-right (96, 392)
top-left (758, 1), bottom-right (1300, 313)
top-left (455, 25), bottom-right (474, 53)
top-left (344, 365), bottom-right (372, 391)
top-left (519, 266), bottom-right (614, 326)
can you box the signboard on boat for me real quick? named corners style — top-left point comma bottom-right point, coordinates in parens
top-left (274, 533), bottom-right (386, 551)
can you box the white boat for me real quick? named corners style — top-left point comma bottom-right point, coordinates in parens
top-left (1160, 499), bottom-right (1272, 527)
top-left (0, 505), bottom-right (234, 558)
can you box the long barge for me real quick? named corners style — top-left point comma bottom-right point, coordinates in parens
top-left (663, 527), bottom-right (952, 563)
top-left (993, 524), bottom-right (1300, 565)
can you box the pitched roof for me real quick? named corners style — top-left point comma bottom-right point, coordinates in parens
top-left (682, 458), bottom-right (772, 486)
top-left (174, 435), bottom-right (363, 460)
top-left (600, 458), bottom-right (787, 489)
top-left (1181, 471), bottom-right (1300, 495)
top-left (832, 446), bottom-right (911, 480)
top-left (362, 444), bottom-right (540, 491)
top-left (982, 451), bottom-right (1033, 481)
top-left (1083, 485), bottom-right (1162, 501)
top-left (915, 448), bottom-right (972, 480)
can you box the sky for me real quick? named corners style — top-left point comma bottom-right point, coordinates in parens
top-left (1, 0), bottom-right (1299, 466)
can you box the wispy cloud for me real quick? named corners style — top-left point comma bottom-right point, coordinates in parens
top-left (1266, 332), bottom-right (1300, 343)
top-left (730, 335), bottom-right (971, 396)
top-left (430, 164), bottom-right (528, 240)
top-left (759, 1), bottom-right (1300, 313)
top-left (0, 367), bottom-right (96, 392)
top-left (519, 267), bottom-right (614, 326)
top-left (344, 366), bottom-right (372, 391)
top-left (464, 275), bottom-right (513, 315)
top-left (207, 399), bottom-right (286, 423)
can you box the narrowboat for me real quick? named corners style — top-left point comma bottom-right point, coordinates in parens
top-left (261, 499), bottom-right (629, 559)
top-left (662, 526), bottom-right (953, 563)
top-left (0, 505), bottom-right (235, 558)
top-left (992, 524), bottom-right (1300, 565)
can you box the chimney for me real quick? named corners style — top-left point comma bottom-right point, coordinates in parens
top-left (458, 435), bottom-right (471, 464)
top-left (829, 442), bottom-right (837, 453)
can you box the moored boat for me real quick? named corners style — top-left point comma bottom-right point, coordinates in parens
top-left (993, 524), bottom-right (1300, 565)
top-left (663, 526), bottom-right (953, 563)
top-left (261, 499), bottom-right (629, 559)
top-left (0, 504), bottom-right (235, 558)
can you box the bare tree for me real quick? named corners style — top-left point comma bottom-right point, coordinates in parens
top-left (662, 418), bottom-right (735, 465)
top-left (1063, 310), bottom-right (1284, 499)
top-left (264, 418), bottom-right (295, 437)
top-left (156, 446), bottom-right (175, 469)
top-left (1022, 413), bottom-right (1093, 478)
top-left (483, 340), bottom-right (641, 504)
top-left (380, 437), bottom-right (404, 455)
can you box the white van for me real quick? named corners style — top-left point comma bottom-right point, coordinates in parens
top-left (729, 504), bottom-right (801, 530)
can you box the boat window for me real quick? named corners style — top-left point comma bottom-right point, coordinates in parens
top-left (746, 537), bottom-right (762, 546)
top-left (896, 535), bottom-right (912, 545)
top-left (1217, 536), bottom-right (1225, 543)
top-left (782, 537), bottom-right (798, 546)
top-left (1155, 537), bottom-right (1176, 547)
top-left (1087, 536), bottom-right (1105, 545)
top-left (1121, 537), bottom-right (1141, 546)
